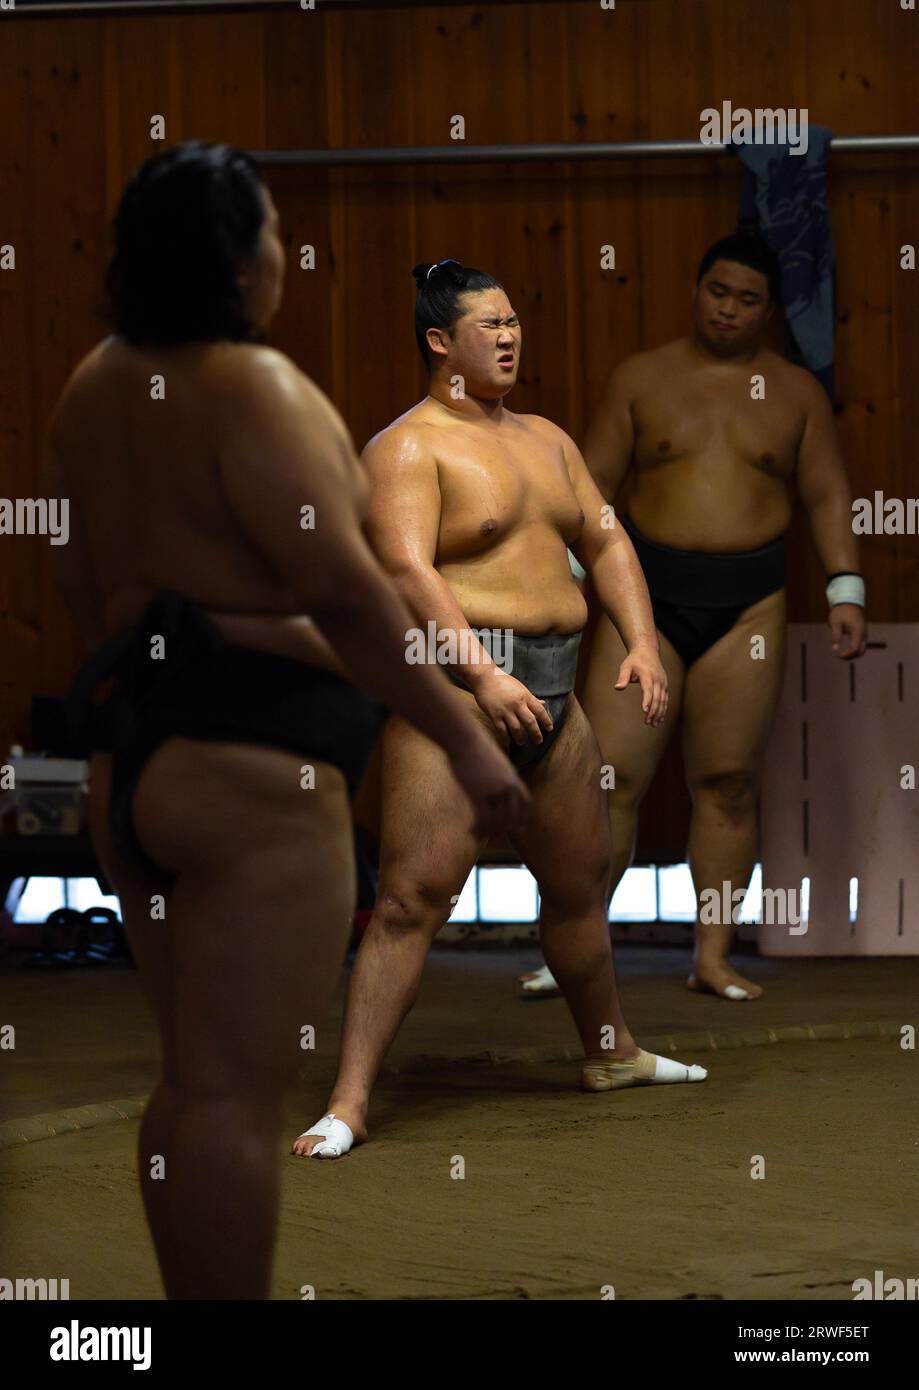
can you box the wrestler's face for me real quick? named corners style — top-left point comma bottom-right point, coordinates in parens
top-left (236, 184), bottom-right (286, 331)
top-left (693, 259), bottom-right (773, 355)
top-left (433, 289), bottom-right (522, 398)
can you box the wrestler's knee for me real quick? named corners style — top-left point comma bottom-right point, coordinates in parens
top-left (374, 868), bottom-right (460, 936)
top-left (171, 1067), bottom-right (289, 1119)
top-left (692, 768), bottom-right (759, 820)
top-left (537, 841), bottom-right (611, 917)
top-left (607, 770), bottom-right (643, 815)
top-left (174, 1029), bottom-right (300, 1103)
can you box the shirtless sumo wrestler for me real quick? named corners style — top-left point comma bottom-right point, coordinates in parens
top-left (47, 150), bottom-right (527, 1297)
top-left (577, 233), bottom-right (866, 1002)
top-left (293, 259), bottom-right (710, 1159)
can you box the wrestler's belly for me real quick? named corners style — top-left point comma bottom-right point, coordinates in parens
top-left (627, 476), bottom-right (793, 552)
top-left (440, 565), bottom-right (588, 637)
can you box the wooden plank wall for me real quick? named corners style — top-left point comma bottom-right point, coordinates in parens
top-left (1, 0), bottom-right (917, 861)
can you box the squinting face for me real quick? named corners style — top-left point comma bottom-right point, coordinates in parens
top-left (431, 289), bottom-right (522, 397)
top-left (693, 259), bottom-right (772, 354)
top-left (237, 184), bottom-right (286, 331)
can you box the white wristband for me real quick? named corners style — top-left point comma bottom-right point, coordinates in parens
top-left (826, 573), bottom-right (865, 608)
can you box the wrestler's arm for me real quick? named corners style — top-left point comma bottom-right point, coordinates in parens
top-left (42, 424), bottom-right (106, 648)
top-left (567, 441), bottom-right (658, 654)
top-left (582, 359), bottom-right (642, 502)
top-left (216, 352), bottom-right (527, 794)
top-left (361, 428), bottom-right (495, 686)
top-left (574, 360), bottom-right (656, 640)
top-left (794, 373), bottom-right (866, 659)
top-left (556, 425), bottom-right (667, 726)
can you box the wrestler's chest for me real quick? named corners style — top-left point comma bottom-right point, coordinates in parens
top-left (633, 391), bottom-right (800, 479)
top-left (437, 445), bottom-right (583, 552)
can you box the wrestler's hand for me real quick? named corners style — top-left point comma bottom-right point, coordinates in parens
top-left (470, 667), bottom-right (555, 749)
top-left (449, 727), bottom-right (531, 837)
top-left (829, 604), bottom-right (866, 660)
top-left (614, 644), bottom-right (669, 727)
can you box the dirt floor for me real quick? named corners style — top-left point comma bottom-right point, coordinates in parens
top-left (2, 945), bottom-right (918, 1299)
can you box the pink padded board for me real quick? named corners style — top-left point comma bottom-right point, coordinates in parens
top-left (760, 623), bottom-right (918, 957)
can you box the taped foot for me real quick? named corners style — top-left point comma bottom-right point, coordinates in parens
top-left (581, 1048), bottom-right (708, 1092)
top-left (518, 964), bottom-right (561, 999)
top-left (291, 1113), bottom-right (356, 1159)
top-left (688, 964), bottom-right (763, 1001)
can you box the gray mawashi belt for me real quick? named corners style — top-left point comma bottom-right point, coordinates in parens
top-left (469, 628), bottom-right (581, 697)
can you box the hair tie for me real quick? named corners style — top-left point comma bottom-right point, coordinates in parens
top-left (425, 258), bottom-right (462, 285)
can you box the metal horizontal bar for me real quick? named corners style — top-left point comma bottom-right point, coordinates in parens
top-left (11, 0), bottom-right (285, 12)
top-left (253, 134), bottom-right (919, 169)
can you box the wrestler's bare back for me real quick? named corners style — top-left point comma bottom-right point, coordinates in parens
top-left (48, 335), bottom-right (363, 671)
top-left (366, 396), bottom-right (588, 636)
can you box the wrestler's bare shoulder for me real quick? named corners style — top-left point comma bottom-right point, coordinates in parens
top-left (63, 336), bottom-right (328, 412)
top-left (511, 411), bottom-right (571, 449)
top-left (211, 346), bottom-right (358, 461)
top-left (198, 341), bottom-right (339, 418)
top-left (362, 399), bottom-right (448, 466)
top-left (49, 335), bottom-right (127, 417)
top-left (595, 343), bottom-right (677, 398)
top-left (755, 348), bottom-right (830, 408)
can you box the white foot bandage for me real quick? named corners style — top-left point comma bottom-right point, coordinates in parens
top-left (296, 1113), bottom-right (354, 1158)
top-left (582, 1048), bottom-right (708, 1092)
top-left (688, 974), bottom-right (754, 1001)
top-left (520, 965), bottom-right (560, 997)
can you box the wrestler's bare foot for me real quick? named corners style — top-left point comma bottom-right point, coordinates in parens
top-left (688, 957), bottom-right (764, 1001)
top-left (291, 1101), bottom-right (368, 1158)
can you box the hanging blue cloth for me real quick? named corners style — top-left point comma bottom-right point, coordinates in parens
top-left (735, 125), bottom-right (837, 400)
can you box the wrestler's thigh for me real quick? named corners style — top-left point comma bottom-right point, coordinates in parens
top-left (87, 751), bottom-right (176, 1055)
top-left (580, 609), bottom-right (685, 801)
top-left (681, 587), bottom-right (788, 782)
top-left (378, 701), bottom-right (489, 895)
top-left (131, 738), bottom-right (356, 1091)
top-left (510, 697), bottom-right (611, 907)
